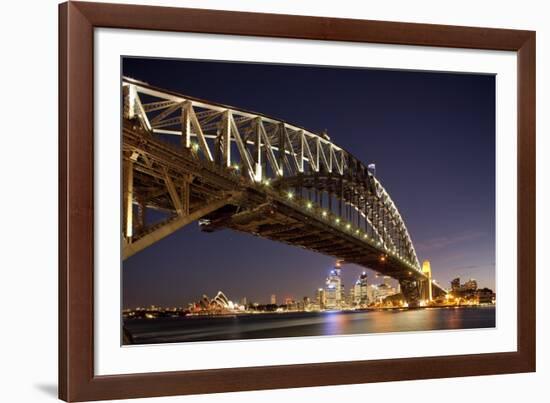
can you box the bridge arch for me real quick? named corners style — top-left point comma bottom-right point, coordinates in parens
top-left (122, 77), bottom-right (445, 304)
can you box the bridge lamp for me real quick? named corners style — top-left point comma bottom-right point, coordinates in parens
top-left (233, 164), bottom-right (240, 171)
top-left (380, 255), bottom-right (386, 262)
top-left (306, 202), bottom-right (313, 209)
top-left (191, 142), bottom-right (199, 152)
top-left (287, 191), bottom-right (294, 199)
top-left (335, 218), bottom-right (340, 224)
top-left (322, 210), bottom-right (328, 217)
top-left (355, 229), bottom-right (360, 234)
top-left (263, 179), bottom-right (271, 186)
top-left (346, 223), bottom-right (351, 230)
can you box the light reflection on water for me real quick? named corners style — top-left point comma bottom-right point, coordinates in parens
top-left (124, 306), bottom-right (495, 345)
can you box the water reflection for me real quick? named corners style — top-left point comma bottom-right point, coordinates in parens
top-left (124, 306), bottom-right (496, 345)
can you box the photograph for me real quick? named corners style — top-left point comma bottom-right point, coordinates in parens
top-left (121, 57), bottom-right (496, 345)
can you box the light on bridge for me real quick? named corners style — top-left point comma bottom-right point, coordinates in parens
top-left (287, 191), bottom-right (294, 199)
top-left (322, 210), bottom-right (327, 217)
top-left (306, 202), bottom-right (312, 209)
top-left (346, 223), bottom-right (351, 230)
top-left (335, 218), bottom-right (340, 224)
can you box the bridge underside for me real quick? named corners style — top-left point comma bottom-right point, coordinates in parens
top-left (201, 201), bottom-right (445, 305)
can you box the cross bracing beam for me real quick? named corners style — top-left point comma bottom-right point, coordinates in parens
top-left (124, 193), bottom-right (240, 259)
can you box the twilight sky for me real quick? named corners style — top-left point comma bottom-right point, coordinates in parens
top-left (122, 57), bottom-right (495, 308)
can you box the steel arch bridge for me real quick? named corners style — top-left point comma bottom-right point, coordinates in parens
top-left (122, 77), bottom-right (445, 305)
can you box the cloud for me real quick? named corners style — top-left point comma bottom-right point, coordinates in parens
top-left (415, 230), bottom-right (486, 251)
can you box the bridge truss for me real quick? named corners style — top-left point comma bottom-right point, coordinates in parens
top-left (122, 77), bottom-right (445, 304)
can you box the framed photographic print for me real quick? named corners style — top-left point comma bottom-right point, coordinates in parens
top-left (59, 1), bottom-right (536, 401)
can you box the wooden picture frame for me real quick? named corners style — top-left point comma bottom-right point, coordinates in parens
top-left (59, 1), bottom-right (536, 401)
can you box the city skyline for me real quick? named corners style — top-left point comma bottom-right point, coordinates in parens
top-left (122, 57), bottom-right (495, 309)
top-left (125, 261), bottom-right (494, 309)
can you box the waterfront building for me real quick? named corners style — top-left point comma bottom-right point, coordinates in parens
top-left (367, 280), bottom-right (397, 305)
top-left (270, 294), bottom-right (277, 305)
top-left (476, 287), bottom-right (495, 304)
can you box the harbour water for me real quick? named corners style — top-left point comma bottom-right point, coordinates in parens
top-left (123, 305), bottom-right (495, 345)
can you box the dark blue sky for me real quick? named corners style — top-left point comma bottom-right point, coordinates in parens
top-left (122, 57), bottom-right (495, 308)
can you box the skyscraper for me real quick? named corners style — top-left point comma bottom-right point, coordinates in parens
top-left (356, 279), bottom-right (361, 306)
top-left (358, 271), bottom-right (369, 305)
top-left (270, 294), bottom-right (276, 305)
top-left (325, 263), bottom-right (344, 309)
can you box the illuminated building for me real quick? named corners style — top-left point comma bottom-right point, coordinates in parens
top-left (464, 278), bottom-right (478, 292)
top-left (451, 277), bottom-right (479, 297)
top-left (367, 284), bottom-right (379, 303)
top-left (351, 272), bottom-right (369, 306)
top-left (351, 282), bottom-right (360, 305)
top-left (367, 279), bottom-right (397, 305)
top-left (451, 277), bottom-right (461, 292)
top-left (270, 294), bottom-right (277, 305)
top-left (325, 263), bottom-right (344, 309)
top-left (476, 287), bottom-right (495, 304)
top-left (316, 288), bottom-right (326, 310)
top-left (303, 296), bottom-right (311, 309)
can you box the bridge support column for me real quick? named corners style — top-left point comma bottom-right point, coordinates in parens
top-left (123, 154), bottom-right (135, 242)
